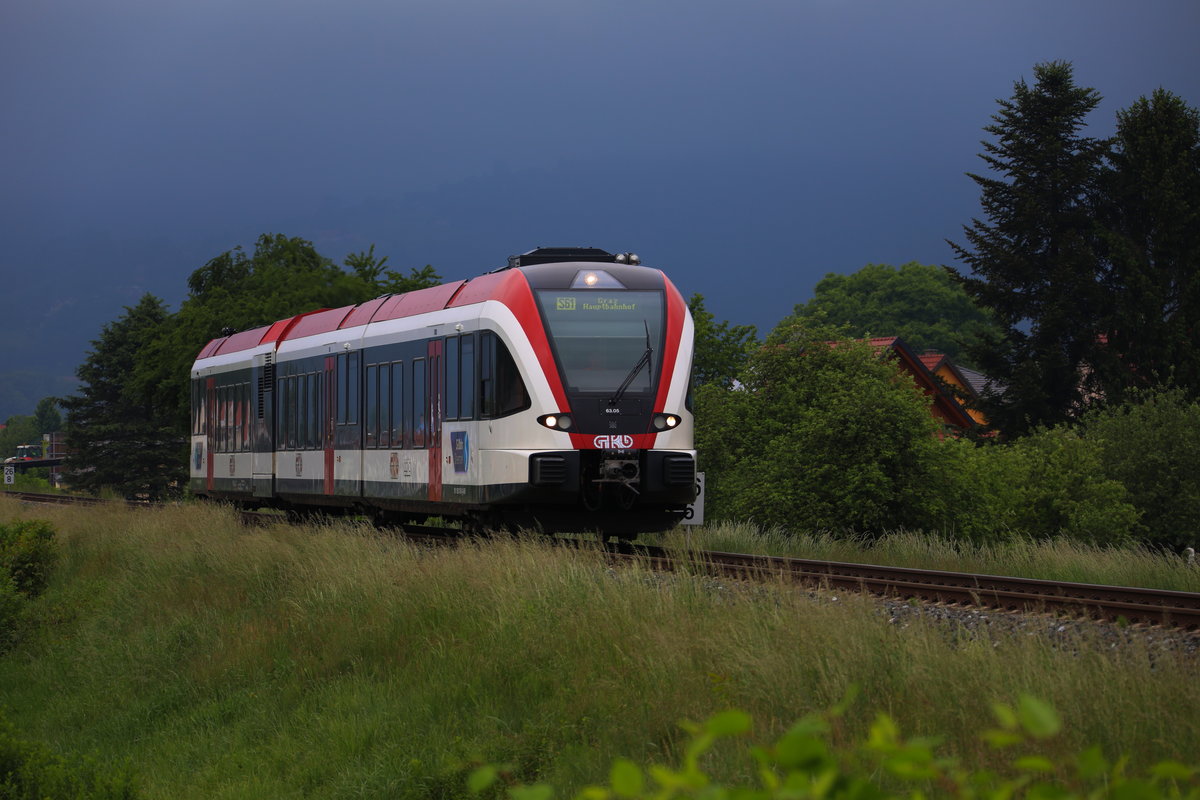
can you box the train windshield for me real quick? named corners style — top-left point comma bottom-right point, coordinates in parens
top-left (536, 290), bottom-right (664, 395)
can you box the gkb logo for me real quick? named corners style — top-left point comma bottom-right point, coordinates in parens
top-left (593, 434), bottom-right (634, 450)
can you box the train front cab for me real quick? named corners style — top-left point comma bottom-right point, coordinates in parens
top-left (503, 259), bottom-right (697, 534)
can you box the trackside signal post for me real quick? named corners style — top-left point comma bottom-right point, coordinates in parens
top-left (682, 471), bottom-right (704, 525)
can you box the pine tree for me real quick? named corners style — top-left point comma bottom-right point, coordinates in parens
top-left (948, 61), bottom-right (1108, 436)
top-left (61, 294), bottom-right (184, 499)
top-left (1095, 89), bottom-right (1200, 400)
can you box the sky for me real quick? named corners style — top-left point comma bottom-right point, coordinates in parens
top-left (2, 0), bottom-right (1199, 418)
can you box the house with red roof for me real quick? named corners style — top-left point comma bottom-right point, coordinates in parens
top-left (864, 337), bottom-right (982, 431)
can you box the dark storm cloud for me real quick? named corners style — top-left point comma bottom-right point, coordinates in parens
top-left (1, 0), bottom-right (1198, 417)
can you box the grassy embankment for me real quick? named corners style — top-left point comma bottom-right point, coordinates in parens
top-left (1, 497), bottom-right (1197, 798)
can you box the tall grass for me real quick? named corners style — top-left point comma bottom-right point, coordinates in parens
top-left (1, 498), bottom-right (1197, 799)
top-left (661, 520), bottom-right (1200, 592)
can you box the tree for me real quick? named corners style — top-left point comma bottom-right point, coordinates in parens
top-left (1081, 388), bottom-right (1200, 551)
top-left (132, 234), bottom-right (441, 434)
top-left (33, 397), bottom-right (61, 435)
top-left (1094, 89), bottom-right (1200, 401)
top-left (789, 262), bottom-right (999, 365)
top-left (694, 317), bottom-right (944, 532)
top-left (687, 294), bottom-right (757, 388)
top-left (0, 416), bottom-right (39, 461)
top-left (61, 295), bottom-right (183, 499)
top-left (948, 61), bottom-right (1109, 436)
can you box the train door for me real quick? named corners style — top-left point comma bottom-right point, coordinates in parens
top-left (252, 353), bottom-right (275, 497)
top-left (324, 356), bottom-right (336, 495)
top-left (205, 377), bottom-right (216, 492)
top-left (427, 339), bottom-right (443, 502)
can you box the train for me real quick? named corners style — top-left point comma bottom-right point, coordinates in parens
top-left (188, 247), bottom-right (697, 535)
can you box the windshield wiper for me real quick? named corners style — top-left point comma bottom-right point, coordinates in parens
top-left (608, 321), bottom-right (652, 406)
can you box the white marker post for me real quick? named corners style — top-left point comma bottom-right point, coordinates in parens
top-left (682, 471), bottom-right (705, 526)
top-left (3, 465), bottom-right (14, 485)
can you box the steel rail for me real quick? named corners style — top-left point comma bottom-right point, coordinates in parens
top-left (618, 544), bottom-right (1200, 630)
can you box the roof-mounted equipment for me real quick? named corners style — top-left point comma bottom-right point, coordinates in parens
top-left (505, 247), bottom-right (641, 269)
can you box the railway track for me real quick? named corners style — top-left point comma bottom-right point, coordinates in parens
top-left (617, 545), bottom-right (1200, 631)
top-left (6, 489), bottom-right (1199, 631)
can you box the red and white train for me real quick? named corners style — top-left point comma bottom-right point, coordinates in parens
top-left (189, 247), bottom-right (697, 534)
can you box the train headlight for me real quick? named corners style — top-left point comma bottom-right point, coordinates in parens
top-left (538, 414), bottom-right (573, 431)
top-left (652, 413), bottom-right (681, 430)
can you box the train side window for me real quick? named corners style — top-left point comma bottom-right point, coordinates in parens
top-left (479, 331), bottom-right (530, 418)
top-left (309, 373), bottom-right (322, 449)
top-left (242, 381), bottom-right (248, 451)
top-left (275, 381), bottom-right (285, 452)
top-left (197, 383), bottom-right (206, 436)
top-left (296, 376), bottom-right (303, 450)
top-left (412, 358), bottom-right (426, 449)
top-left (288, 376), bottom-right (300, 451)
top-left (246, 381), bottom-right (253, 450)
top-left (215, 386), bottom-right (223, 452)
top-left (295, 375), bottom-right (303, 449)
top-left (191, 383), bottom-right (199, 435)
top-left (222, 386), bottom-right (231, 453)
top-left (460, 334), bottom-right (475, 419)
top-left (245, 381), bottom-right (252, 450)
top-left (336, 355), bottom-right (346, 424)
top-left (496, 339), bottom-right (529, 416)
top-left (214, 386), bottom-right (221, 452)
top-left (446, 336), bottom-right (460, 420)
top-left (366, 364), bottom-right (379, 448)
top-left (347, 352), bottom-right (359, 425)
top-left (479, 334), bottom-right (494, 418)
top-left (391, 361), bottom-right (404, 448)
top-left (378, 363), bottom-right (391, 448)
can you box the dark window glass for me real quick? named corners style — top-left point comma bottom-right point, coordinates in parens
top-left (245, 382), bottom-right (252, 450)
top-left (309, 373), bottom-right (321, 449)
top-left (216, 387), bottom-right (224, 452)
top-left (412, 358), bottom-right (426, 448)
top-left (347, 352), bottom-right (360, 425)
top-left (366, 365), bottom-right (379, 448)
top-left (293, 376), bottom-right (303, 451)
top-left (460, 334), bottom-right (475, 419)
top-left (479, 333), bottom-right (495, 418)
top-left (239, 383), bottom-right (248, 451)
top-left (391, 362), bottom-right (404, 448)
top-left (197, 382), bottom-right (204, 436)
top-left (378, 363), bottom-right (391, 449)
top-left (534, 290), bottom-right (664, 395)
top-left (223, 386), bottom-right (231, 453)
top-left (337, 354), bottom-right (348, 424)
top-left (275, 381), bottom-right (285, 452)
top-left (446, 336), bottom-right (459, 420)
top-left (288, 377), bottom-right (299, 450)
top-left (479, 332), bottom-right (529, 417)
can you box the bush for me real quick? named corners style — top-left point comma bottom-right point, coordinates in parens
top-left (694, 319), bottom-right (945, 533)
top-left (1082, 388), bottom-right (1200, 551)
top-left (0, 709), bottom-right (140, 799)
top-left (473, 697), bottom-right (1200, 799)
top-left (0, 520), bottom-right (57, 598)
top-left (938, 429), bottom-right (1139, 544)
top-left (0, 574), bottom-right (24, 653)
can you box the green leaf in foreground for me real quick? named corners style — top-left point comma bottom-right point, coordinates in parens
top-left (609, 758), bottom-right (644, 797)
top-left (1017, 694), bottom-right (1062, 739)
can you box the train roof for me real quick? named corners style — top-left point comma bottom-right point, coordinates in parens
top-left (194, 255), bottom-right (670, 360)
